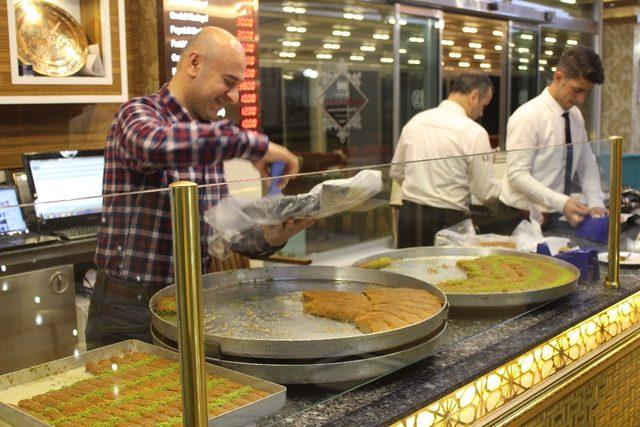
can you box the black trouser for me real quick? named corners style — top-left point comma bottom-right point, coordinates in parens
top-left (85, 271), bottom-right (162, 350)
top-left (480, 200), bottom-right (562, 235)
top-left (397, 201), bottom-right (468, 247)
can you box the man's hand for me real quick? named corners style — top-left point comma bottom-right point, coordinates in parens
top-left (252, 142), bottom-right (299, 189)
top-left (589, 206), bottom-right (607, 218)
top-left (263, 218), bottom-right (315, 248)
top-left (563, 197), bottom-right (590, 227)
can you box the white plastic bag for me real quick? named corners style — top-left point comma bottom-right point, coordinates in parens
top-left (205, 169), bottom-right (383, 258)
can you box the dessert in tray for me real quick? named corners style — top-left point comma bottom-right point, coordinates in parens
top-left (16, 352), bottom-right (270, 426)
top-left (302, 287), bottom-right (442, 333)
top-left (437, 254), bottom-right (576, 293)
top-left (154, 287), bottom-right (443, 335)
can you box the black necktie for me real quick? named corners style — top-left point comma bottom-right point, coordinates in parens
top-left (562, 112), bottom-right (573, 195)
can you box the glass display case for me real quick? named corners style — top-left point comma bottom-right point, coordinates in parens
top-left (1, 136), bottom-right (638, 426)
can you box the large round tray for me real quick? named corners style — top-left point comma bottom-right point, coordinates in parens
top-left (152, 323), bottom-right (447, 384)
top-left (150, 266), bottom-right (448, 360)
top-left (353, 247), bottom-right (579, 308)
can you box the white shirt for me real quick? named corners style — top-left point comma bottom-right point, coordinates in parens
top-left (389, 100), bottom-right (499, 215)
top-left (500, 88), bottom-right (605, 213)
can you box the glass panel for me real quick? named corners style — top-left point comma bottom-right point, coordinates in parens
top-left (509, 24), bottom-right (539, 116)
top-left (258, 0), bottom-right (396, 168)
top-left (398, 12), bottom-right (440, 126)
top-left (539, 29), bottom-right (597, 139)
top-left (441, 13), bottom-right (507, 148)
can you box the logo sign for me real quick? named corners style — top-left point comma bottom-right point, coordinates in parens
top-left (316, 60), bottom-right (369, 143)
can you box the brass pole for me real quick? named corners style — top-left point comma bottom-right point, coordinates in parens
top-left (170, 181), bottom-right (208, 426)
top-left (605, 136), bottom-right (623, 288)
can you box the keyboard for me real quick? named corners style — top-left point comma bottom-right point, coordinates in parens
top-left (55, 225), bottom-right (99, 240)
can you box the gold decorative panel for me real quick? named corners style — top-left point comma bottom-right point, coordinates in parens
top-left (391, 291), bottom-right (640, 427)
top-left (521, 344), bottom-right (640, 427)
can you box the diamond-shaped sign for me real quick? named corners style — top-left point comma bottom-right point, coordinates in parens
top-left (317, 74), bottom-right (368, 128)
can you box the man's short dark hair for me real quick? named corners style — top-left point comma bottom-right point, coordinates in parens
top-left (557, 45), bottom-right (604, 84)
top-left (449, 72), bottom-right (494, 96)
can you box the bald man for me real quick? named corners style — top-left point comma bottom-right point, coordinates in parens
top-left (88, 27), bottom-right (311, 349)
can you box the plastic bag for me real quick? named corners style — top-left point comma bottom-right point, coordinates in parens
top-left (435, 203), bottom-right (570, 254)
top-left (205, 169), bottom-right (382, 258)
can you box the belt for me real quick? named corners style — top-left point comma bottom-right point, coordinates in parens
top-left (97, 270), bottom-right (164, 300)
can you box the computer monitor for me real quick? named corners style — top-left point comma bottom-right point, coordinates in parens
top-left (22, 150), bottom-right (104, 227)
top-left (0, 186), bottom-right (28, 235)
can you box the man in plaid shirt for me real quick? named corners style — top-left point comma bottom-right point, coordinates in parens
top-left (87, 27), bottom-right (312, 349)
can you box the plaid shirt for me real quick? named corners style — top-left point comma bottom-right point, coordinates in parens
top-left (95, 84), bottom-right (276, 286)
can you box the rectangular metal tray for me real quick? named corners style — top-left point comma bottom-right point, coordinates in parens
top-left (0, 340), bottom-right (286, 427)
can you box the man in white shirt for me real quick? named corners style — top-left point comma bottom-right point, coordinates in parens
top-left (390, 73), bottom-right (499, 247)
top-left (496, 45), bottom-right (606, 233)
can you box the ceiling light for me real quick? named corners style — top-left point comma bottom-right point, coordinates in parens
top-left (545, 50), bottom-right (554, 55)
top-left (278, 51), bottom-right (296, 58)
top-left (474, 54), bottom-right (485, 60)
top-left (408, 59), bottom-right (421, 65)
top-left (380, 57), bottom-right (394, 63)
top-left (409, 37), bottom-right (425, 43)
top-left (373, 33), bottom-right (390, 40)
top-left (560, 0), bottom-right (576, 4)
top-left (286, 26), bottom-right (306, 33)
top-left (303, 68), bottom-right (318, 78)
top-left (449, 52), bottom-right (462, 58)
top-left (441, 40), bottom-right (454, 46)
top-left (480, 63), bottom-right (491, 69)
top-left (323, 43), bottom-right (340, 49)
top-left (520, 34), bottom-right (534, 40)
top-left (519, 58), bottom-right (530, 63)
top-left (517, 47), bottom-right (529, 53)
top-left (544, 37), bottom-right (557, 43)
top-left (350, 55), bottom-right (364, 61)
top-left (518, 65), bottom-right (528, 70)
top-left (344, 12), bottom-right (364, 20)
top-left (283, 6), bottom-right (306, 13)
top-left (539, 59), bottom-right (548, 65)
top-left (567, 39), bottom-right (578, 45)
top-left (469, 42), bottom-right (482, 49)
top-left (492, 30), bottom-right (503, 37)
top-left (458, 61), bottom-right (470, 68)
top-left (495, 45), bottom-right (503, 51)
top-left (399, 48), bottom-right (407, 54)
top-left (551, 66), bottom-right (557, 71)
top-left (316, 53), bottom-right (332, 59)
top-left (462, 27), bottom-right (478, 33)
top-left (360, 45), bottom-right (376, 52)
top-left (539, 66), bottom-right (545, 71)
top-left (332, 30), bottom-right (351, 37)
top-left (282, 40), bottom-right (301, 47)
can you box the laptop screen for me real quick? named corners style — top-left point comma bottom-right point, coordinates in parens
top-left (23, 150), bottom-right (104, 221)
top-left (0, 187), bottom-right (27, 235)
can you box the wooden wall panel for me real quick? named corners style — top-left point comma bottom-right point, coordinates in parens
top-left (0, 0), bottom-right (160, 170)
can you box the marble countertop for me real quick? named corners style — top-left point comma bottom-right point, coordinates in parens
top-left (261, 232), bottom-right (640, 426)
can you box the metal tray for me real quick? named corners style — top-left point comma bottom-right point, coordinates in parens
top-left (0, 340), bottom-right (286, 427)
top-left (152, 323), bottom-right (447, 385)
top-left (150, 266), bottom-right (448, 360)
top-left (353, 247), bottom-right (579, 308)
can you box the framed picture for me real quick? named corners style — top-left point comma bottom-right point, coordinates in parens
top-left (0, 0), bottom-right (128, 103)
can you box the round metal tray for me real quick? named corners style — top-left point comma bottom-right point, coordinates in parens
top-left (353, 247), bottom-right (579, 308)
top-left (150, 266), bottom-right (448, 360)
top-left (152, 323), bottom-right (447, 385)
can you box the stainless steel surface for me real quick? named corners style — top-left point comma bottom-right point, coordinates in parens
top-left (0, 264), bottom-right (77, 375)
top-left (170, 181), bottom-right (208, 425)
top-left (606, 136), bottom-right (622, 288)
top-left (0, 340), bottom-right (286, 427)
top-left (353, 247), bottom-right (579, 308)
top-left (153, 324), bottom-right (447, 385)
top-left (150, 266), bottom-right (448, 360)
